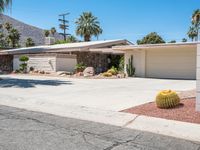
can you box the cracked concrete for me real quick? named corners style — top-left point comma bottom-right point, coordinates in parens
top-left (0, 105), bottom-right (200, 150)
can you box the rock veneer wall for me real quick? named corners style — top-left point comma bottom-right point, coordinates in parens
top-left (0, 55), bottom-right (13, 72)
top-left (74, 52), bottom-right (109, 74)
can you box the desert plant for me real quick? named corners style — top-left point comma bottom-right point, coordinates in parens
top-left (156, 90), bottom-right (180, 109)
top-left (119, 56), bottom-right (124, 71)
top-left (75, 12), bottom-right (103, 41)
top-left (107, 66), bottom-right (118, 75)
top-left (26, 38), bottom-right (35, 47)
top-left (75, 62), bottom-right (86, 72)
top-left (126, 55), bottom-right (135, 77)
top-left (102, 72), bottom-right (112, 77)
top-left (44, 30), bottom-right (50, 37)
top-left (19, 55), bottom-right (29, 73)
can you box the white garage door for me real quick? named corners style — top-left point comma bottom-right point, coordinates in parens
top-left (146, 48), bottom-right (196, 79)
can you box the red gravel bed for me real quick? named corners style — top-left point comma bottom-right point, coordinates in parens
top-left (122, 98), bottom-right (200, 124)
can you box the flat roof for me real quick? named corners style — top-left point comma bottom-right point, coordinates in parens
top-left (113, 41), bottom-right (200, 51)
top-left (0, 39), bottom-right (131, 55)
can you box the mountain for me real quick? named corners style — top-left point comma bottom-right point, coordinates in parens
top-left (0, 14), bottom-right (63, 47)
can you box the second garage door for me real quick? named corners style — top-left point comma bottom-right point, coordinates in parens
top-left (146, 48), bottom-right (196, 79)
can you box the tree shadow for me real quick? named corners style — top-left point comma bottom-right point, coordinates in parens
top-left (0, 78), bottom-right (73, 88)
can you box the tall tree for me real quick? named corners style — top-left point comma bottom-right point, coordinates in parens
top-left (0, 0), bottom-right (12, 13)
top-left (192, 9), bottom-right (200, 41)
top-left (50, 27), bottom-right (56, 37)
top-left (182, 38), bottom-right (187, 42)
top-left (26, 38), bottom-right (35, 47)
top-left (137, 32), bottom-right (165, 45)
top-left (6, 28), bottom-right (20, 48)
top-left (44, 30), bottom-right (50, 37)
top-left (66, 35), bottom-right (77, 43)
top-left (75, 12), bottom-right (103, 41)
top-left (4, 22), bottom-right (12, 31)
top-left (187, 26), bottom-right (198, 41)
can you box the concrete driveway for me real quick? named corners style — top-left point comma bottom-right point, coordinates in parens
top-left (0, 74), bottom-right (195, 111)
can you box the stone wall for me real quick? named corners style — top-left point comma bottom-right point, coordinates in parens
top-left (0, 55), bottom-right (13, 72)
top-left (74, 52), bottom-right (109, 73)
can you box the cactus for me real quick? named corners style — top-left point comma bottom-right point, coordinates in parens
top-left (156, 90), bottom-right (180, 109)
top-left (126, 55), bottom-right (135, 77)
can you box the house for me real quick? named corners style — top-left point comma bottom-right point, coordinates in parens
top-left (0, 39), bottom-right (131, 73)
top-left (113, 42), bottom-right (199, 80)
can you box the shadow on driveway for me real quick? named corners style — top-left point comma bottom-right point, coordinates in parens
top-left (0, 77), bottom-right (72, 88)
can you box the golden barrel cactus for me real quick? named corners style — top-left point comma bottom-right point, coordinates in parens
top-left (156, 90), bottom-right (180, 109)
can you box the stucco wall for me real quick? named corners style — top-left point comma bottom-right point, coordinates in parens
top-left (196, 44), bottom-right (200, 111)
top-left (0, 55), bottom-right (13, 72)
top-left (124, 50), bottom-right (145, 77)
top-left (56, 55), bottom-right (77, 72)
top-left (14, 54), bottom-right (56, 72)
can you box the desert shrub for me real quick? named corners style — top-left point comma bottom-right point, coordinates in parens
top-left (102, 72), bottom-right (112, 77)
top-left (75, 62), bottom-right (86, 72)
top-left (29, 66), bottom-right (34, 71)
top-left (156, 90), bottom-right (180, 109)
top-left (107, 66), bottom-right (118, 75)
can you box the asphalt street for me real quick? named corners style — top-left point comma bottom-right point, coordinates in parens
top-left (0, 105), bottom-right (199, 150)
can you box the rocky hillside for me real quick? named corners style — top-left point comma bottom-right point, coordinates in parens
top-left (0, 14), bottom-right (63, 46)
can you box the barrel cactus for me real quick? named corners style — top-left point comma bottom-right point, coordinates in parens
top-left (156, 90), bottom-right (180, 109)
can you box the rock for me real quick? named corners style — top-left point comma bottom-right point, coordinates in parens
top-left (56, 71), bottom-right (71, 76)
top-left (83, 67), bottom-right (95, 77)
top-left (74, 72), bottom-right (83, 77)
top-left (117, 73), bottom-right (126, 78)
top-left (39, 70), bottom-right (45, 74)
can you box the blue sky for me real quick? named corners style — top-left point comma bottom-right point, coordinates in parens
top-left (5, 0), bottom-right (200, 43)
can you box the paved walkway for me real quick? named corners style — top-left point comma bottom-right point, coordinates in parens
top-left (0, 105), bottom-right (199, 150)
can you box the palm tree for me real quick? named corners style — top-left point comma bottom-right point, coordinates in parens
top-left (75, 12), bottom-right (103, 41)
top-left (0, 0), bottom-right (12, 13)
top-left (192, 9), bottom-right (200, 40)
top-left (26, 38), bottom-right (35, 47)
top-left (187, 26), bottom-right (198, 41)
top-left (44, 30), bottom-right (50, 37)
top-left (66, 35), bottom-right (77, 43)
top-left (4, 22), bottom-right (12, 31)
top-left (6, 28), bottom-right (20, 48)
top-left (50, 27), bottom-right (56, 37)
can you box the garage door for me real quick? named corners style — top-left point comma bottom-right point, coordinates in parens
top-left (146, 48), bottom-right (196, 79)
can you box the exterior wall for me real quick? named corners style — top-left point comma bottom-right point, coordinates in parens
top-left (124, 50), bottom-right (145, 77)
top-left (196, 44), bottom-right (200, 111)
top-left (13, 54), bottom-right (56, 72)
top-left (56, 55), bottom-right (77, 72)
top-left (0, 55), bottom-right (13, 72)
top-left (145, 48), bottom-right (196, 79)
top-left (74, 52), bottom-right (109, 73)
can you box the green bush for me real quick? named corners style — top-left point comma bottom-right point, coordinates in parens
top-left (107, 66), bottom-right (118, 75)
top-left (102, 72), bottom-right (112, 77)
top-left (19, 55), bottom-right (29, 73)
top-left (75, 62), bottom-right (86, 72)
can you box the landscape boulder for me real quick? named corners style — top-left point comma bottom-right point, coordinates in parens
top-left (83, 67), bottom-right (95, 77)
